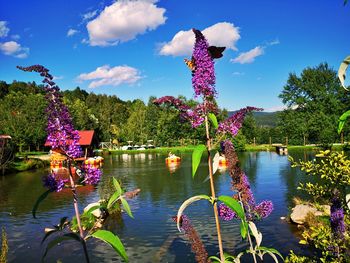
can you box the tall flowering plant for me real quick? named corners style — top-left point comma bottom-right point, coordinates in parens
top-left (155, 29), bottom-right (282, 262)
top-left (18, 65), bottom-right (130, 262)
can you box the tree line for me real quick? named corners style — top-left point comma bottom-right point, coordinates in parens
top-left (0, 62), bottom-right (348, 152)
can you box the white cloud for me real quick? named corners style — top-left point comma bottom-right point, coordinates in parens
top-left (0, 41), bottom-right (29, 58)
top-left (0, 21), bottom-right (10, 38)
top-left (231, 46), bottom-right (264, 64)
top-left (159, 22), bottom-right (240, 56)
top-left (67, 29), bottom-right (79, 37)
top-left (77, 65), bottom-right (142, 88)
top-left (82, 10), bottom-right (98, 21)
top-left (86, 0), bottom-right (167, 46)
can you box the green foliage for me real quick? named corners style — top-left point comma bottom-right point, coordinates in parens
top-left (289, 150), bottom-right (350, 262)
top-left (291, 150), bottom-right (350, 204)
top-left (192, 144), bottom-right (206, 177)
top-left (71, 211), bottom-right (96, 232)
top-left (217, 195), bottom-right (244, 219)
top-left (277, 63), bottom-right (349, 145)
top-left (0, 227), bottom-right (8, 263)
top-left (89, 230), bottom-right (128, 262)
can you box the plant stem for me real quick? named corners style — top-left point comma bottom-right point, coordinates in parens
top-left (205, 116), bottom-right (224, 262)
top-left (67, 159), bottom-right (84, 238)
top-left (238, 192), bottom-right (257, 263)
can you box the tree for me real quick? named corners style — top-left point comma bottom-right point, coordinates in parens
top-left (278, 63), bottom-right (349, 144)
top-left (0, 92), bottom-right (47, 151)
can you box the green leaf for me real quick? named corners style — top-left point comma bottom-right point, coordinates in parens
top-left (208, 256), bottom-right (221, 262)
top-left (258, 246), bottom-right (284, 261)
top-left (120, 197), bottom-right (133, 219)
top-left (338, 55), bottom-right (350, 90)
top-left (208, 113), bottom-right (218, 129)
top-left (107, 191), bottom-right (120, 209)
top-left (113, 177), bottom-right (122, 196)
top-left (338, 110), bottom-right (350, 134)
top-left (192, 144), bottom-right (206, 178)
top-left (217, 195), bottom-right (245, 219)
top-left (240, 221), bottom-right (247, 239)
top-left (43, 233), bottom-right (86, 260)
top-left (176, 195), bottom-right (211, 232)
top-left (248, 221), bottom-right (262, 247)
top-left (212, 151), bottom-right (220, 175)
top-left (85, 205), bottom-right (101, 215)
top-left (32, 190), bottom-right (51, 218)
top-left (91, 230), bottom-right (128, 262)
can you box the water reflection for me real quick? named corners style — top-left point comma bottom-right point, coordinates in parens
top-left (166, 162), bottom-right (181, 174)
top-left (0, 150), bottom-right (318, 262)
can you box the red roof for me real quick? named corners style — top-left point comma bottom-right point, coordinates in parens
top-left (44, 130), bottom-right (95, 147)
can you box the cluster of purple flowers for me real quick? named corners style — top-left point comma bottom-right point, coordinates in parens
top-left (218, 203), bottom-right (235, 221)
top-left (217, 107), bottom-right (262, 136)
top-left (154, 29), bottom-right (261, 137)
top-left (18, 65), bottom-right (102, 190)
top-left (172, 215), bottom-right (209, 263)
top-left (192, 29), bottom-right (216, 99)
top-left (219, 140), bottom-right (273, 221)
top-left (330, 196), bottom-right (345, 238)
top-left (84, 166), bottom-right (102, 185)
top-left (17, 65), bottom-right (82, 159)
top-left (42, 173), bottom-right (67, 192)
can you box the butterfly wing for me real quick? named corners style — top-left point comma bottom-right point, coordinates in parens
top-left (208, 46), bottom-right (226, 59)
top-left (184, 57), bottom-right (196, 72)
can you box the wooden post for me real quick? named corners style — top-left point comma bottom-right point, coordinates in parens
top-left (269, 137), bottom-right (272, 146)
top-left (303, 135), bottom-right (306, 146)
top-left (285, 137), bottom-right (288, 146)
top-left (253, 137), bottom-right (256, 146)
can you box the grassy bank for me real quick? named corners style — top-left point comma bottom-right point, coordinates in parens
top-left (106, 145), bottom-right (197, 154)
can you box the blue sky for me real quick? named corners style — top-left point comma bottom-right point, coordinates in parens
top-left (0, 0), bottom-right (349, 111)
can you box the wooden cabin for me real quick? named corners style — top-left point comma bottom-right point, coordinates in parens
top-left (44, 130), bottom-right (98, 158)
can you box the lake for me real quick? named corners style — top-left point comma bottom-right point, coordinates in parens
top-left (0, 150), bottom-right (315, 262)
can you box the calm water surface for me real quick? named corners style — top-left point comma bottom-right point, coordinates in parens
top-left (0, 150), bottom-right (315, 262)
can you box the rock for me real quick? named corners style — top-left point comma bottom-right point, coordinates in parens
top-left (290, 204), bottom-right (327, 224)
top-left (124, 188), bottom-right (141, 199)
top-left (84, 202), bottom-right (101, 218)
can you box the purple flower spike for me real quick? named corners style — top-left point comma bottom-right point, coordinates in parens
top-left (84, 167), bottom-right (102, 185)
top-left (218, 203), bottom-right (236, 221)
top-left (330, 197), bottom-right (345, 237)
top-left (17, 65), bottom-right (83, 159)
top-left (255, 200), bottom-right (273, 218)
top-left (42, 173), bottom-right (67, 192)
top-left (192, 29), bottom-right (216, 98)
top-left (218, 107), bottom-right (263, 137)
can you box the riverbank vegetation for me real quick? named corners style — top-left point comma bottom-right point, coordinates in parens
top-left (0, 62), bottom-right (348, 156)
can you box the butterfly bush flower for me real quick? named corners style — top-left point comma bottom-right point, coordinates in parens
top-left (172, 215), bottom-right (209, 263)
top-left (192, 29), bottom-right (216, 98)
top-left (218, 107), bottom-right (263, 137)
top-left (330, 196), bottom-right (345, 237)
top-left (17, 65), bottom-right (82, 159)
top-left (42, 173), bottom-right (67, 192)
top-left (218, 203), bottom-right (236, 221)
top-left (84, 166), bottom-right (102, 185)
top-left (222, 140), bottom-right (273, 220)
top-left (18, 65), bottom-right (102, 186)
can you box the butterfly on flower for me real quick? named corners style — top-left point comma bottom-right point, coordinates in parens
top-left (208, 46), bottom-right (226, 59)
top-left (184, 57), bottom-right (196, 72)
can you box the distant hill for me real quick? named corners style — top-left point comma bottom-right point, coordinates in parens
top-left (228, 111), bottom-right (278, 127)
